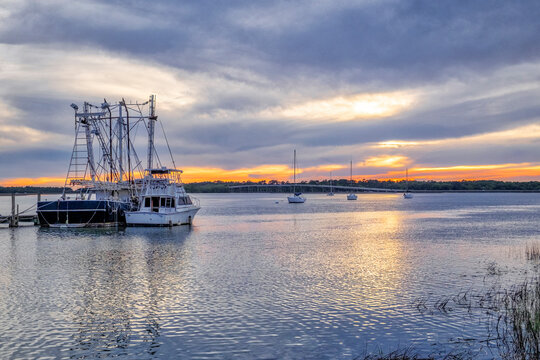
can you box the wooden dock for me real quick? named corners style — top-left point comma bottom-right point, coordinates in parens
top-left (0, 192), bottom-right (41, 227)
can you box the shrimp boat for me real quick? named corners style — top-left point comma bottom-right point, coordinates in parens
top-left (37, 97), bottom-right (148, 227)
top-left (37, 95), bottom-right (199, 227)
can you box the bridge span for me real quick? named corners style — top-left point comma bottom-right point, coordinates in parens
top-left (229, 184), bottom-right (403, 193)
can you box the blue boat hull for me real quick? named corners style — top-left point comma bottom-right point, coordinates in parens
top-left (37, 200), bottom-right (130, 227)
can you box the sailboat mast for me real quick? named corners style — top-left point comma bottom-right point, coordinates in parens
top-left (350, 160), bottom-right (353, 185)
top-left (293, 149), bottom-right (296, 193)
top-left (406, 168), bottom-right (409, 192)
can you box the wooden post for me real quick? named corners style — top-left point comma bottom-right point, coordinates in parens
top-left (35, 192), bottom-right (41, 226)
top-left (16, 204), bottom-right (19, 227)
top-left (9, 193), bottom-right (16, 227)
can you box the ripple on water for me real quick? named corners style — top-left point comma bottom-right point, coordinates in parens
top-left (0, 193), bottom-right (539, 358)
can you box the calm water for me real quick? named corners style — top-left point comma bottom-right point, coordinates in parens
top-left (1, 192), bottom-right (540, 359)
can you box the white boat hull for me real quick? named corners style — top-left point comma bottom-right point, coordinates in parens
top-left (288, 196), bottom-right (306, 203)
top-left (403, 193), bottom-right (414, 199)
top-left (347, 194), bottom-right (357, 200)
top-left (125, 206), bottom-right (200, 226)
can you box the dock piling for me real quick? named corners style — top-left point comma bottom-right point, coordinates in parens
top-left (9, 193), bottom-right (16, 227)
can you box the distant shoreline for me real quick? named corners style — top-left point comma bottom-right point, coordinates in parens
top-left (2, 179), bottom-right (540, 194)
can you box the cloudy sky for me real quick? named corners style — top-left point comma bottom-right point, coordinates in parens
top-left (1, 0), bottom-right (540, 185)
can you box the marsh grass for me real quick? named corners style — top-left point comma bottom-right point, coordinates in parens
top-left (525, 243), bottom-right (540, 261)
top-left (413, 280), bottom-right (540, 359)
top-left (494, 279), bottom-right (540, 359)
top-left (358, 348), bottom-right (467, 360)
top-left (366, 245), bottom-right (540, 359)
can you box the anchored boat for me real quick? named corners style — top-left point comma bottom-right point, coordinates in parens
top-left (37, 97), bottom-right (146, 227)
top-left (37, 95), bottom-right (199, 227)
top-left (125, 169), bottom-right (199, 226)
top-left (125, 98), bottom-right (199, 226)
top-left (403, 168), bottom-right (414, 199)
top-left (346, 160), bottom-right (357, 200)
top-left (288, 149), bottom-right (306, 203)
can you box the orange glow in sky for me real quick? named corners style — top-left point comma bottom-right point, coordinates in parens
top-left (3, 161), bottom-right (540, 186)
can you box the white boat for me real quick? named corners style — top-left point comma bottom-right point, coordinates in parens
top-left (403, 168), bottom-right (414, 199)
top-left (288, 192), bottom-right (306, 203)
top-left (125, 99), bottom-right (200, 226)
top-left (327, 171), bottom-right (334, 196)
top-left (288, 149), bottom-right (306, 203)
top-left (347, 160), bottom-right (357, 200)
top-left (125, 168), bottom-right (200, 226)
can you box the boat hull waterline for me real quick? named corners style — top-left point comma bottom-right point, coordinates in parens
top-left (126, 206), bottom-right (200, 226)
top-left (37, 200), bottom-right (130, 228)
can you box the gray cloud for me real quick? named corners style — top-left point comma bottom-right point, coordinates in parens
top-left (1, 0), bottom-right (540, 181)
top-left (0, 148), bottom-right (70, 177)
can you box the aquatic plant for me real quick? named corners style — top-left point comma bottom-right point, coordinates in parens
top-left (494, 278), bottom-right (540, 359)
top-left (525, 243), bottom-right (540, 261)
top-left (358, 348), bottom-right (467, 360)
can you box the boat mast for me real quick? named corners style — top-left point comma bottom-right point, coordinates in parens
top-left (350, 160), bottom-right (353, 186)
top-left (293, 149), bottom-right (296, 193)
top-left (406, 168), bottom-right (409, 192)
top-left (104, 100), bottom-right (113, 182)
top-left (122, 99), bottom-right (131, 184)
top-left (83, 102), bottom-right (96, 182)
top-left (118, 104), bottom-right (123, 182)
top-left (147, 95), bottom-right (157, 170)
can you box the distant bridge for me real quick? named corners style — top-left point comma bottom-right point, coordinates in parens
top-left (229, 184), bottom-right (540, 193)
top-left (229, 184), bottom-right (404, 193)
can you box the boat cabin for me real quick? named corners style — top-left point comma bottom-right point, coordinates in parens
top-left (142, 195), bottom-right (192, 212)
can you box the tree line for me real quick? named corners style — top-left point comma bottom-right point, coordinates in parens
top-left (184, 179), bottom-right (540, 192)
top-left (2, 179), bottom-right (540, 194)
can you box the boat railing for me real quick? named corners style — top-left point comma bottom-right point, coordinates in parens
top-left (190, 196), bottom-right (201, 208)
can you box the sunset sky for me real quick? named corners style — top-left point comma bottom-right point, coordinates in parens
top-left (1, 0), bottom-right (540, 186)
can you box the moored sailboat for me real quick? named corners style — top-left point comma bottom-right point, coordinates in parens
top-left (403, 168), bottom-right (414, 199)
top-left (288, 149), bottom-right (306, 203)
top-left (347, 160), bottom-right (357, 200)
top-left (327, 171), bottom-right (334, 196)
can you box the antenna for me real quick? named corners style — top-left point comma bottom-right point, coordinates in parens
top-left (122, 98), bottom-right (131, 184)
top-left (147, 95), bottom-right (157, 170)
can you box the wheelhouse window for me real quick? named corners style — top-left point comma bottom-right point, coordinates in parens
top-left (144, 197), bottom-right (150, 207)
top-left (160, 197), bottom-right (166, 207)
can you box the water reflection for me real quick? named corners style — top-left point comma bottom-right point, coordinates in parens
top-left (1, 193), bottom-right (540, 358)
top-left (36, 226), bottom-right (194, 358)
